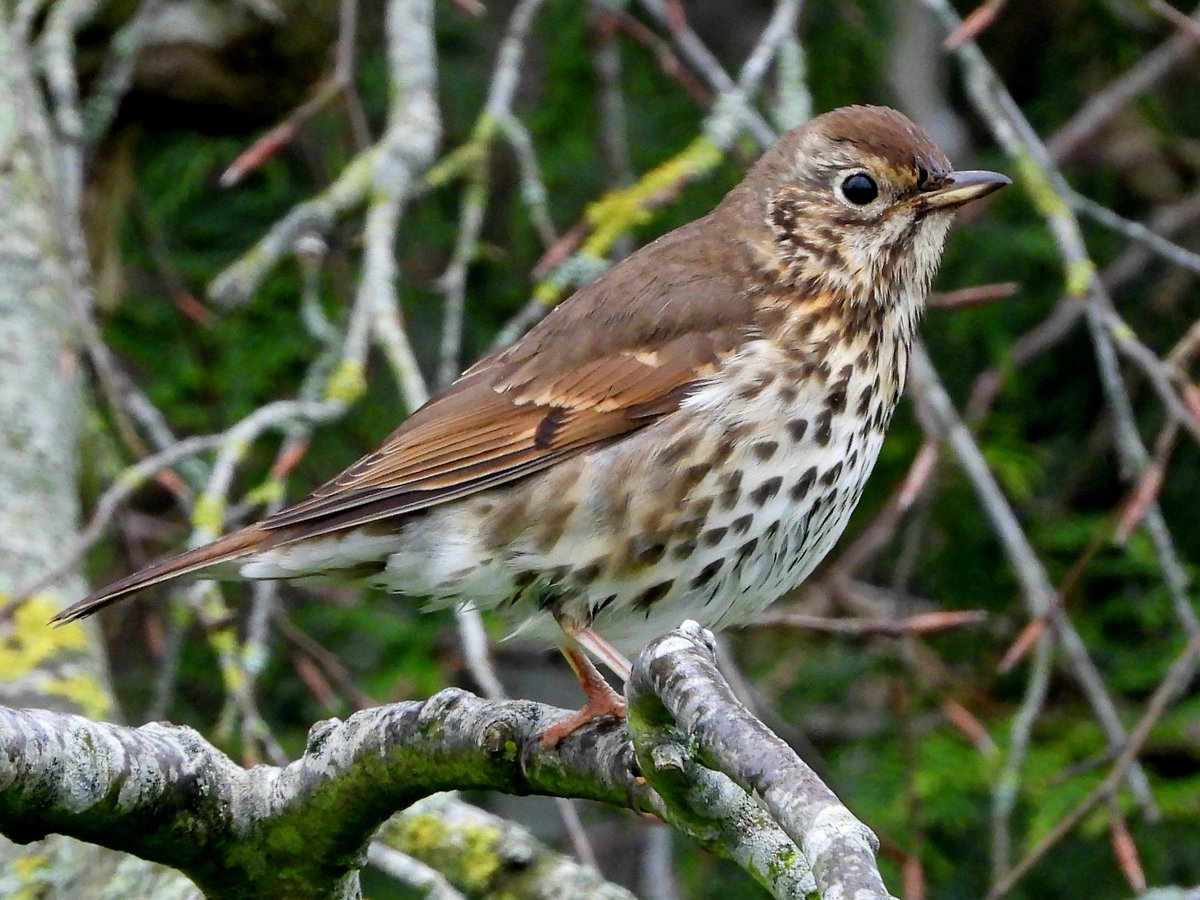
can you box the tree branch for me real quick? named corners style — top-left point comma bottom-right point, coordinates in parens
top-left (0, 621), bottom-right (872, 898)
top-left (629, 621), bottom-right (893, 900)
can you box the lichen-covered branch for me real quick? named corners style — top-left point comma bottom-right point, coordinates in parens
top-left (0, 623), bottom-right (843, 898)
top-left (379, 793), bottom-right (636, 900)
top-left (629, 621), bottom-right (891, 900)
top-left (0, 694), bottom-right (638, 898)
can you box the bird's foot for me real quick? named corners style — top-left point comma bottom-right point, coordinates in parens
top-left (540, 677), bottom-right (627, 748)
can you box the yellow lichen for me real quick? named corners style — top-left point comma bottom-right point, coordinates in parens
top-left (190, 494), bottom-right (225, 537)
top-left (9, 849), bottom-right (50, 900)
top-left (582, 136), bottom-right (723, 258)
top-left (458, 823), bottom-right (504, 889)
top-left (43, 674), bottom-right (110, 719)
top-left (0, 596), bottom-right (89, 680)
top-left (1065, 258), bottom-right (1096, 297)
top-left (532, 276), bottom-right (566, 305)
top-left (324, 358), bottom-right (367, 405)
top-left (1012, 152), bottom-right (1069, 219)
top-left (10, 850), bottom-right (47, 880)
top-left (243, 478), bottom-right (285, 507)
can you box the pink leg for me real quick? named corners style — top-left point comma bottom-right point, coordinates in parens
top-left (571, 625), bottom-right (632, 681)
top-left (540, 620), bottom-right (633, 747)
top-left (540, 645), bottom-right (627, 747)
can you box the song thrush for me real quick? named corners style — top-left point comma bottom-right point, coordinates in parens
top-left (56, 106), bottom-right (1009, 743)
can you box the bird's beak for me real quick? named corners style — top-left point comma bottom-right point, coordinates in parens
top-left (922, 170), bottom-right (1012, 209)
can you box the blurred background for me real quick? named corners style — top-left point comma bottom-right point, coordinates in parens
top-left (12, 0), bottom-right (1200, 896)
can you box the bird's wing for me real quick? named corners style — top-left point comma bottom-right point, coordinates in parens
top-left (259, 218), bottom-right (754, 538)
top-left (259, 336), bottom-right (725, 536)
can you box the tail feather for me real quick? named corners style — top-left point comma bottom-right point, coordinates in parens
top-left (51, 526), bottom-right (268, 625)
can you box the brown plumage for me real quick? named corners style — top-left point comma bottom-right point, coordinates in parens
top-left (55, 106), bottom-right (1008, 744)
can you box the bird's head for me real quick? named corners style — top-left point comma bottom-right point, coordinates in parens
top-left (735, 105), bottom-right (1010, 311)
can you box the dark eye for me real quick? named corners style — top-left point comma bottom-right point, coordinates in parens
top-left (841, 173), bottom-right (878, 205)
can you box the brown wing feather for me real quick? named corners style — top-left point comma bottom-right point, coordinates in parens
top-left (259, 331), bottom-right (735, 534)
top-left (260, 215), bottom-right (755, 536)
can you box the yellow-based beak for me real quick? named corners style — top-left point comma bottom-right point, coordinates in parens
top-left (923, 169), bottom-right (1011, 209)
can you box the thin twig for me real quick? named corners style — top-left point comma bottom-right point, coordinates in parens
top-left (987, 628), bottom-right (1200, 898)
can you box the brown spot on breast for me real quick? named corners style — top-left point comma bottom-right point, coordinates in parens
top-left (321, 560), bottom-right (389, 581)
top-left (786, 359), bottom-right (832, 384)
top-left (750, 476), bottom-right (783, 506)
top-left (673, 538), bottom-right (698, 560)
top-left (787, 418), bottom-right (808, 442)
top-left (778, 384), bottom-right (799, 405)
top-left (702, 526), bottom-right (728, 547)
top-left (681, 462), bottom-right (711, 490)
top-left (790, 466), bottom-right (818, 501)
top-left (689, 496), bottom-right (714, 520)
top-left (755, 305), bottom-right (789, 332)
top-left (733, 538), bottom-right (758, 566)
top-left (856, 386), bottom-right (873, 417)
top-left (592, 594), bottom-right (618, 616)
top-left (659, 435), bottom-right (699, 467)
top-left (751, 440), bottom-right (779, 461)
top-left (483, 494), bottom-right (532, 549)
top-left (628, 535), bottom-right (668, 567)
top-left (534, 502), bottom-right (576, 550)
top-left (573, 561), bottom-right (604, 584)
top-left (691, 559), bottom-right (723, 590)
top-left (737, 370), bottom-right (778, 401)
top-left (820, 463), bottom-right (844, 487)
top-left (675, 517), bottom-right (704, 543)
top-left (825, 384), bottom-right (848, 414)
top-left (712, 436), bottom-right (737, 465)
top-left (633, 580), bottom-right (674, 613)
top-left (719, 471), bottom-right (743, 511)
top-left (814, 410), bottom-right (833, 446)
top-left (731, 513), bottom-right (754, 535)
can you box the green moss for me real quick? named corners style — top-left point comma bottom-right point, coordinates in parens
top-left (392, 812), bottom-right (505, 891)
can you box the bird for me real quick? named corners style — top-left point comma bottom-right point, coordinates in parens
top-left (55, 106), bottom-right (1010, 745)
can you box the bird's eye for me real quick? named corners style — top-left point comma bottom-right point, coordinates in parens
top-left (840, 173), bottom-right (878, 205)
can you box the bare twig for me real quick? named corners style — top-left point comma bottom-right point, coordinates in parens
top-left (1047, 3), bottom-right (1200, 161)
top-left (987, 628), bottom-right (1200, 898)
top-left (909, 341), bottom-right (1158, 812)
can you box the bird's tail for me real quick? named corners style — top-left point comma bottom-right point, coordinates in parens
top-left (51, 526), bottom-right (268, 624)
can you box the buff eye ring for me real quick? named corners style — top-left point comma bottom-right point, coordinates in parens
top-left (839, 172), bottom-right (879, 205)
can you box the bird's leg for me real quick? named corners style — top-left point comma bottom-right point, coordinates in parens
top-left (541, 622), bottom-right (633, 747)
top-left (570, 624), bottom-right (633, 681)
